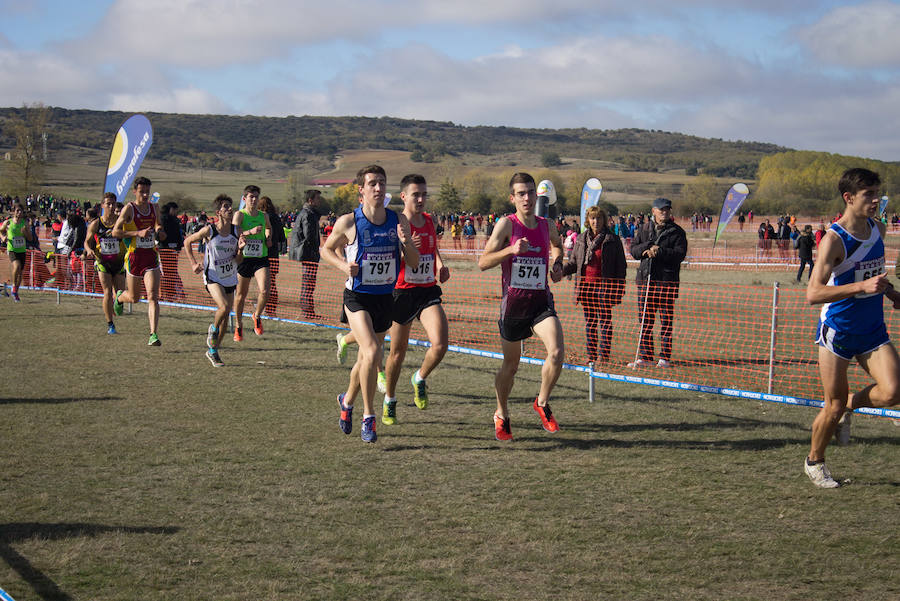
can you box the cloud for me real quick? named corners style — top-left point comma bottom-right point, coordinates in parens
top-left (0, 49), bottom-right (102, 107)
top-left (796, 0), bottom-right (900, 68)
top-left (107, 87), bottom-right (230, 115)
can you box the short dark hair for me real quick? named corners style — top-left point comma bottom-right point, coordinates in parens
top-left (356, 165), bottom-right (386, 187)
top-left (133, 176), bottom-right (151, 189)
top-left (508, 172), bottom-right (535, 193)
top-left (243, 185), bottom-right (261, 196)
top-left (839, 168), bottom-right (881, 198)
top-left (214, 194), bottom-right (232, 212)
top-left (305, 189), bottom-right (321, 203)
top-left (102, 192), bottom-right (117, 202)
top-left (400, 174), bottom-right (426, 190)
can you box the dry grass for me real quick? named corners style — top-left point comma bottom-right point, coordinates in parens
top-left (0, 294), bottom-right (898, 601)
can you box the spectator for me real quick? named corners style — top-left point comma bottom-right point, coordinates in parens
top-left (159, 202), bottom-right (186, 302)
top-left (796, 224), bottom-right (815, 282)
top-left (259, 195), bottom-right (286, 317)
top-left (289, 189), bottom-right (322, 318)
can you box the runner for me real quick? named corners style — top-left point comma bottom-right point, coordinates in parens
top-left (184, 194), bottom-right (243, 367)
top-left (321, 165), bottom-right (419, 443)
top-left (232, 185), bottom-right (271, 341)
top-left (85, 193), bottom-right (126, 333)
top-left (112, 176), bottom-right (167, 346)
top-left (805, 167), bottom-right (900, 487)
top-left (478, 172), bottom-right (565, 441)
top-left (382, 174), bottom-right (451, 425)
top-left (0, 203), bottom-right (35, 301)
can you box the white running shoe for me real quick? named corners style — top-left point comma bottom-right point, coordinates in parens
top-left (657, 359), bottom-right (671, 368)
top-left (804, 459), bottom-right (841, 488)
top-left (627, 359), bottom-right (651, 369)
top-left (835, 412), bottom-right (851, 446)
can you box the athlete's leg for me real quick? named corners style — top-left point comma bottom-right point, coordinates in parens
top-left (810, 346), bottom-right (850, 462)
top-left (143, 268), bottom-right (161, 335)
top-left (98, 270), bottom-right (115, 323)
top-left (495, 337), bottom-right (521, 418)
top-left (252, 266), bottom-right (270, 319)
top-left (233, 275), bottom-right (251, 330)
top-left (119, 271), bottom-right (142, 304)
top-left (418, 303), bottom-right (448, 379)
top-left (344, 308), bottom-right (384, 417)
top-left (854, 343), bottom-right (900, 409)
top-left (385, 320), bottom-right (412, 398)
top-left (206, 283), bottom-right (232, 348)
top-left (532, 316), bottom-right (565, 405)
top-left (11, 258), bottom-right (23, 289)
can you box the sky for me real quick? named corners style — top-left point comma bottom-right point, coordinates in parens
top-left (1, 0), bottom-right (900, 161)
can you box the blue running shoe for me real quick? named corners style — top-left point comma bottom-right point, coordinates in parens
top-left (337, 393), bottom-right (353, 435)
top-left (107, 323), bottom-right (117, 335)
top-left (361, 416), bottom-right (377, 443)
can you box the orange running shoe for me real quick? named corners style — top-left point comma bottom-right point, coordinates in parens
top-left (494, 412), bottom-right (513, 441)
top-left (533, 397), bottom-right (560, 433)
top-left (253, 314), bottom-right (264, 336)
top-left (233, 326), bottom-right (243, 342)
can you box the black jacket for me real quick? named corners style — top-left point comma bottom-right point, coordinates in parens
top-left (290, 204), bottom-right (320, 262)
top-left (630, 218), bottom-right (687, 284)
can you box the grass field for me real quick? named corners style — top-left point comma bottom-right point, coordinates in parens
top-left (1, 294), bottom-right (898, 601)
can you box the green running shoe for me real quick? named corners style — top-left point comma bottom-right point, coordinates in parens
top-left (411, 373), bottom-right (428, 409)
top-left (336, 332), bottom-right (348, 365)
top-left (382, 400), bottom-right (397, 425)
top-left (148, 333), bottom-right (161, 346)
top-left (113, 290), bottom-right (124, 316)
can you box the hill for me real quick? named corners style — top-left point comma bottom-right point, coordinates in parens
top-left (0, 107), bottom-right (784, 180)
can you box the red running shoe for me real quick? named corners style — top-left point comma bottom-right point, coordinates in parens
top-left (494, 412), bottom-right (513, 441)
top-left (533, 397), bottom-right (559, 433)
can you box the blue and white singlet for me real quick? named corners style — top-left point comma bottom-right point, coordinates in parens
top-left (344, 206), bottom-right (401, 295)
top-left (203, 224), bottom-right (239, 287)
top-left (820, 218), bottom-right (885, 335)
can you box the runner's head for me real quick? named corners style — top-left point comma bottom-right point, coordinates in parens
top-left (839, 168), bottom-right (881, 212)
top-left (214, 194), bottom-right (234, 223)
top-left (400, 174), bottom-right (427, 215)
top-left (356, 165), bottom-right (386, 207)
top-left (133, 177), bottom-right (151, 203)
top-left (242, 185), bottom-right (261, 210)
top-left (508, 172), bottom-right (536, 216)
top-left (101, 192), bottom-right (116, 216)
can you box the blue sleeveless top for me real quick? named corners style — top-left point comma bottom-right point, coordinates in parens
top-left (820, 218), bottom-right (885, 334)
top-left (344, 206), bottom-right (401, 295)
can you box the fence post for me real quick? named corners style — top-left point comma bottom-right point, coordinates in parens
top-left (588, 362), bottom-right (595, 403)
top-left (767, 281), bottom-right (779, 394)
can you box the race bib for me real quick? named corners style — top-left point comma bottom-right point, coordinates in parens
top-left (405, 254), bottom-right (435, 285)
top-left (11, 236), bottom-right (24, 249)
top-left (510, 256), bottom-right (546, 290)
top-left (361, 252), bottom-right (396, 286)
top-left (215, 258), bottom-right (235, 279)
top-left (100, 237), bottom-right (119, 256)
top-left (136, 232), bottom-right (155, 249)
top-left (243, 239), bottom-right (263, 257)
top-left (855, 257), bottom-right (885, 298)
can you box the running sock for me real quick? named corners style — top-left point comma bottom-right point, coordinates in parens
top-left (363, 414), bottom-right (376, 420)
top-left (108, 321), bottom-right (114, 327)
top-left (413, 370), bottom-right (424, 384)
top-left (384, 396), bottom-right (396, 404)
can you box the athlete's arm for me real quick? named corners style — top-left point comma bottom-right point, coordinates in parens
top-left (112, 204), bottom-right (136, 239)
top-left (806, 229), bottom-right (888, 304)
top-left (434, 237), bottom-right (450, 283)
top-left (84, 219), bottom-right (101, 259)
top-left (397, 213), bottom-right (420, 269)
top-left (547, 220), bottom-right (564, 283)
top-left (183, 225), bottom-right (211, 274)
top-left (477, 217), bottom-right (518, 271)
top-left (321, 213), bottom-right (357, 278)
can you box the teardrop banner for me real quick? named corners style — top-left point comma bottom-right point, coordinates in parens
top-left (103, 114), bottom-right (153, 199)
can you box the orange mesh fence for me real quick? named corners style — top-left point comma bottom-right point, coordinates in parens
top-left (3, 246), bottom-right (898, 420)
